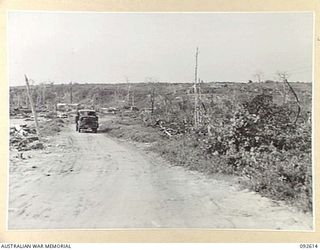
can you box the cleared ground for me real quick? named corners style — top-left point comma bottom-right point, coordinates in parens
top-left (8, 119), bottom-right (313, 230)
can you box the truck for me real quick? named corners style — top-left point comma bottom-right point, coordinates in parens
top-left (75, 109), bottom-right (99, 133)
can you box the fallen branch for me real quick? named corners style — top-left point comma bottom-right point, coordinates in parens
top-left (159, 123), bottom-right (172, 137)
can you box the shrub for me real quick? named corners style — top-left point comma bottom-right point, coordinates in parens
top-left (197, 94), bottom-right (312, 211)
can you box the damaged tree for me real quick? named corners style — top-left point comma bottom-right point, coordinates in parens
top-left (193, 47), bottom-right (200, 128)
top-left (25, 75), bottom-right (40, 139)
top-left (277, 71), bottom-right (301, 124)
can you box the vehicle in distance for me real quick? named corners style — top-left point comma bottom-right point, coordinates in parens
top-left (75, 109), bottom-right (99, 133)
top-left (57, 112), bottom-right (68, 118)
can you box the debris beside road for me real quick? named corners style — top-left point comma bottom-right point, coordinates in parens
top-left (10, 124), bottom-right (41, 151)
top-left (10, 118), bottom-right (67, 151)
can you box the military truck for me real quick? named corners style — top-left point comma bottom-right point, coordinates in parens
top-left (75, 109), bottom-right (99, 133)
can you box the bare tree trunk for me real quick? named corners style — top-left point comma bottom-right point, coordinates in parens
top-left (194, 47), bottom-right (199, 128)
top-left (277, 71), bottom-right (301, 124)
top-left (151, 88), bottom-right (155, 114)
top-left (276, 71), bottom-right (289, 104)
top-left (42, 83), bottom-right (46, 106)
top-left (284, 79), bottom-right (301, 124)
top-left (132, 90), bottom-right (135, 107)
top-left (25, 75), bottom-right (40, 139)
top-left (70, 82), bottom-right (73, 104)
top-left (126, 77), bottom-right (131, 107)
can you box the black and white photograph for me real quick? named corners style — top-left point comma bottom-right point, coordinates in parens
top-left (8, 11), bottom-right (313, 230)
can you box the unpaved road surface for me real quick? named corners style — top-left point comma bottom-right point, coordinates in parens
top-left (9, 121), bottom-right (313, 230)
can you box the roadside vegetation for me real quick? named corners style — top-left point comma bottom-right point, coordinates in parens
top-left (100, 81), bottom-right (312, 212)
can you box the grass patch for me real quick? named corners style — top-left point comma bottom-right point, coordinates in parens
top-left (100, 118), bottom-right (164, 143)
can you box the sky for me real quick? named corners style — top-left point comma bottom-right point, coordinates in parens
top-left (8, 12), bottom-right (313, 86)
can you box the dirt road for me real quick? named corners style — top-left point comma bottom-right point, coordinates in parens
top-left (8, 122), bottom-right (313, 230)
